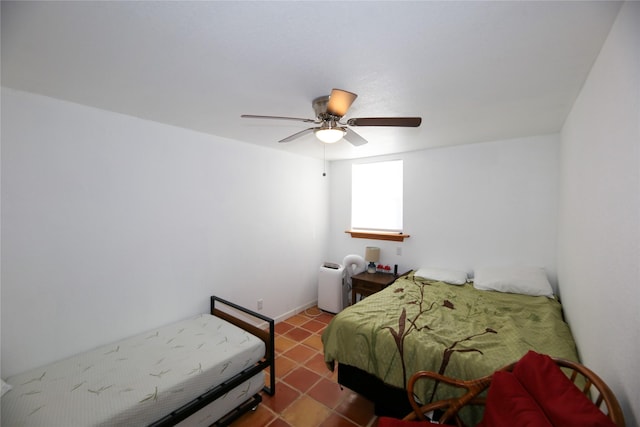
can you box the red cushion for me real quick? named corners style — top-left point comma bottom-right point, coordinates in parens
top-left (478, 370), bottom-right (553, 427)
top-left (377, 417), bottom-right (438, 426)
top-left (513, 350), bottom-right (616, 427)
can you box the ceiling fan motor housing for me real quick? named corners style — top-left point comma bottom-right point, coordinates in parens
top-left (312, 95), bottom-right (340, 122)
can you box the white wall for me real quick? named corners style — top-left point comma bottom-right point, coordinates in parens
top-left (329, 134), bottom-right (560, 286)
top-left (557, 2), bottom-right (640, 424)
top-left (1, 88), bottom-right (328, 377)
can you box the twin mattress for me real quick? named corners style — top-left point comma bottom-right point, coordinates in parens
top-left (1, 313), bottom-right (266, 426)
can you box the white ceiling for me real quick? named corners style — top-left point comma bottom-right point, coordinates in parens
top-left (1, 1), bottom-right (622, 160)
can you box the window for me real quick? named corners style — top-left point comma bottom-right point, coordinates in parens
top-left (351, 160), bottom-right (404, 236)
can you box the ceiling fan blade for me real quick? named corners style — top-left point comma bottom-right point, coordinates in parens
top-left (326, 89), bottom-right (358, 117)
top-left (344, 128), bottom-right (368, 146)
top-left (347, 117), bottom-right (422, 127)
top-left (241, 114), bottom-right (317, 123)
top-left (279, 127), bottom-right (316, 143)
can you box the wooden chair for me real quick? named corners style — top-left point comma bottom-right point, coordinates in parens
top-left (398, 357), bottom-right (625, 427)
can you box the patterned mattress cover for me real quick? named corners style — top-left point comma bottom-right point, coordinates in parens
top-left (1, 313), bottom-right (266, 426)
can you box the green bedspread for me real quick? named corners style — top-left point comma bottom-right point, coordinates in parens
top-left (322, 273), bottom-right (578, 421)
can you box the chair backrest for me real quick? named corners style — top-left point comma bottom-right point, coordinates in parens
top-left (405, 357), bottom-right (625, 427)
top-left (550, 357), bottom-right (625, 427)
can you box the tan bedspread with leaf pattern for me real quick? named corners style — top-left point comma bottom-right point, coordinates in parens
top-left (322, 273), bottom-right (578, 411)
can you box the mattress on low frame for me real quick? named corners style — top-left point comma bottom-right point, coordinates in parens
top-left (1, 313), bottom-right (266, 426)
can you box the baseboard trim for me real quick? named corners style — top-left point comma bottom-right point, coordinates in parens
top-left (274, 299), bottom-right (319, 323)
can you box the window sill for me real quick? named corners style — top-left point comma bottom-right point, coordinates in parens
top-left (345, 230), bottom-right (410, 242)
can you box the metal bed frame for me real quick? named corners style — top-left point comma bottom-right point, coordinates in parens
top-left (150, 296), bottom-right (275, 427)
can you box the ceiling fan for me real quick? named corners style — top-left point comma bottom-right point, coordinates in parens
top-left (241, 88), bottom-right (421, 146)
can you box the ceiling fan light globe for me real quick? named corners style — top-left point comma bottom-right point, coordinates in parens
top-left (315, 128), bottom-right (346, 144)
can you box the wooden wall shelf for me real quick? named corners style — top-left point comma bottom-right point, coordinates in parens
top-left (345, 230), bottom-right (410, 242)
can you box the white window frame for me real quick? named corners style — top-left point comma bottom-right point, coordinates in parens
top-left (351, 160), bottom-right (403, 233)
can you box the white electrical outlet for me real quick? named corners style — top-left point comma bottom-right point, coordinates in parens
top-left (257, 299), bottom-right (263, 310)
top-left (396, 247), bottom-right (402, 256)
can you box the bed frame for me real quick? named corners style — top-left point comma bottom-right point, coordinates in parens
top-left (338, 363), bottom-right (413, 419)
top-left (149, 296), bottom-right (275, 427)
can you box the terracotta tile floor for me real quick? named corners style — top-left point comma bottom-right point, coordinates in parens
top-left (232, 307), bottom-right (384, 427)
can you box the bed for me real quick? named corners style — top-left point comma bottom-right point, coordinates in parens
top-left (1, 296), bottom-right (275, 427)
top-left (321, 271), bottom-right (579, 423)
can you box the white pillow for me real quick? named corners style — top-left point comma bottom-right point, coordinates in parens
top-left (473, 266), bottom-right (554, 297)
top-left (2, 379), bottom-right (12, 397)
top-left (414, 267), bottom-right (468, 285)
